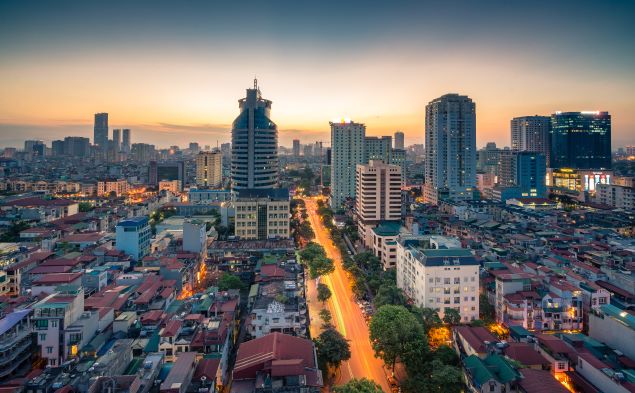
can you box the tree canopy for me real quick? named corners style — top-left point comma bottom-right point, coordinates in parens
top-left (333, 378), bottom-right (384, 393)
top-left (315, 328), bottom-right (351, 370)
top-left (317, 283), bottom-right (332, 303)
top-left (217, 272), bottom-right (245, 291)
top-left (369, 305), bottom-right (428, 370)
top-left (308, 255), bottom-right (335, 279)
top-left (442, 308), bottom-right (462, 326)
top-left (373, 284), bottom-right (406, 308)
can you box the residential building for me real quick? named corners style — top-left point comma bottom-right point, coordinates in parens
top-left (0, 309), bottom-right (33, 380)
top-left (159, 180), bottom-right (182, 193)
top-left (131, 143), bottom-right (156, 162)
top-left (231, 332), bottom-right (322, 393)
top-left (364, 136), bottom-right (392, 163)
top-left (394, 131), bottom-right (405, 149)
top-left (330, 120), bottom-right (365, 208)
top-left (196, 151), bottom-right (222, 188)
top-left (231, 80), bottom-right (279, 190)
top-left (183, 219), bottom-right (207, 254)
top-left (424, 94), bottom-right (477, 204)
top-left (355, 160), bottom-right (402, 248)
top-left (234, 188), bottom-right (290, 240)
top-left (116, 217), bottom-right (151, 261)
top-left (94, 112), bottom-right (109, 147)
top-left (589, 304), bottom-right (635, 360)
top-left (97, 178), bottom-right (129, 196)
top-left (510, 116), bottom-right (551, 164)
top-left (495, 152), bottom-right (547, 201)
top-left (550, 111), bottom-right (611, 170)
top-left (596, 183), bottom-right (635, 210)
top-left (122, 128), bottom-right (131, 153)
top-left (396, 235), bottom-right (479, 321)
top-left (33, 287), bottom-right (85, 367)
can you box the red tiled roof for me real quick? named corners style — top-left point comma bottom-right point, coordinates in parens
top-left (596, 280), bottom-right (634, 299)
top-left (161, 320), bottom-right (182, 337)
top-left (454, 326), bottom-right (498, 354)
top-left (61, 233), bottom-right (103, 243)
top-left (32, 272), bottom-right (82, 285)
top-left (504, 343), bottom-right (549, 367)
top-left (233, 332), bottom-right (320, 383)
top-left (29, 265), bottom-right (73, 275)
top-left (193, 358), bottom-right (220, 381)
top-left (40, 258), bottom-right (82, 267)
top-left (518, 369), bottom-right (569, 393)
top-left (140, 310), bottom-right (164, 325)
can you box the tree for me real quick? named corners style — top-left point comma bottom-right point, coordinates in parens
top-left (333, 378), bottom-right (383, 393)
top-left (373, 284), bottom-right (406, 308)
top-left (218, 272), bottom-right (245, 291)
top-left (317, 283), bottom-right (332, 304)
top-left (479, 294), bottom-right (496, 323)
top-left (412, 307), bottom-right (442, 333)
top-left (308, 255), bottom-right (335, 279)
top-left (315, 328), bottom-right (351, 370)
top-left (433, 345), bottom-right (460, 367)
top-left (353, 252), bottom-right (381, 272)
top-left (299, 242), bottom-right (326, 264)
top-left (319, 308), bottom-right (332, 327)
top-left (369, 305), bottom-right (428, 371)
top-left (443, 308), bottom-right (462, 326)
top-left (78, 202), bottom-right (93, 212)
top-left (428, 360), bottom-right (463, 393)
top-left (0, 221), bottom-right (30, 242)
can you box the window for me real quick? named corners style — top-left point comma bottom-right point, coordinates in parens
top-left (51, 320), bottom-right (58, 328)
top-left (35, 320), bottom-right (48, 330)
top-left (454, 277), bottom-right (460, 284)
top-left (454, 297), bottom-right (460, 304)
top-left (39, 333), bottom-right (46, 341)
top-left (444, 278), bottom-right (451, 285)
top-left (46, 346), bottom-right (53, 354)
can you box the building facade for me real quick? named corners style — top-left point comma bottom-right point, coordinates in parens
top-left (93, 112), bottom-right (109, 148)
top-left (510, 116), bottom-right (551, 164)
top-left (394, 131), bottom-right (405, 150)
top-left (355, 160), bottom-right (402, 248)
top-left (396, 235), bottom-right (479, 321)
top-left (596, 183), bottom-right (635, 210)
top-left (196, 151), bottom-right (222, 188)
top-left (234, 189), bottom-right (290, 240)
top-left (330, 120), bottom-right (365, 208)
top-left (231, 80), bottom-right (279, 190)
top-left (550, 111), bottom-right (611, 170)
top-left (116, 216), bottom-right (151, 261)
top-left (424, 94), bottom-right (477, 205)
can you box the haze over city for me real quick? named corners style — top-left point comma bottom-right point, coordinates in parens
top-left (1, 0), bottom-right (635, 148)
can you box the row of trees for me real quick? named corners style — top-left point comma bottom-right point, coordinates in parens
top-left (298, 242), bottom-right (335, 279)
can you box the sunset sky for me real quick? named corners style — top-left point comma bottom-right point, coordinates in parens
top-left (1, 0), bottom-right (634, 149)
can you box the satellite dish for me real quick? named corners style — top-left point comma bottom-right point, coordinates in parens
top-left (200, 376), bottom-right (207, 382)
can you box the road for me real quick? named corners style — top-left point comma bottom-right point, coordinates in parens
top-left (303, 197), bottom-right (391, 392)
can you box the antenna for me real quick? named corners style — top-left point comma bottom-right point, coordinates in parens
top-left (254, 76), bottom-right (258, 90)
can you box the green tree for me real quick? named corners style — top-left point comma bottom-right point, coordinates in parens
top-left (479, 294), bottom-right (496, 323)
top-left (412, 307), bottom-right (442, 333)
top-left (353, 252), bottom-right (381, 272)
top-left (308, 255), bottom-right (335, 279)
top-left (217, 272), bottom-right (245, 291)
top-left (317, 283), bottom-right (332, 304)
top-left (0, 221), bottom-right (30, 242)
top-left (369, 305), bottom-right (428, 371)
top-left (373, 284), bottom-right (406, 308)
top-left (433, 345), bottom-right (460, 367)
top-left (299, 242), bottom-right (326, 263)
top-left (333, 378), bottom-right (383, 393)
top-left (315, 328), bottom-right (351, 370)
top-left (78, 202), bottom-right (94, 212)
top-left (319, 308), bottom-right (333, 327)
top-left (443, 308), bottom-right (462, 326)
top-left (429, 360), bottom-right (463, 393)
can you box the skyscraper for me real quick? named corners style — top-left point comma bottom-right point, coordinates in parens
top-left (112, 129), bottom-right (121, 151)
top-left (93, 113), bottom-right (109, 147)
top-left (550, 111), bottom-right (611, 170)
top-left (122, 129), bottom-right (131, 153)
top-left (510, 115), bottom-right (551, 164)
top-left (292, 139), bottom-right (300, 157)
top-left (231, 80), bottom-right (279, 190)
top-left (196, 151), bottom-right (222, 188)
top-left (424, 93), bottom-right (477, 204)
top-left (330, 120), bottom-right (365, 208)
top-left (394, 131), bottom-right (405, 150)
top-left (496, 151), bottom-right (547, 201)
top-left (364, 136), bottom-right (392, 163)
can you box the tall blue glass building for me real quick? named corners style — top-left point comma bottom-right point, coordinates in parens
top-left (231, 80), bottom-right (279, 189)
top-left (550, 111), bottom-right (611, 169)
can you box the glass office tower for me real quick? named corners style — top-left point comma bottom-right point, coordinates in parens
top-left (550, 111), bottom-right (611, 169)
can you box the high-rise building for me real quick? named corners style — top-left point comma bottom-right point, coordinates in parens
top-left (394, 131), bottom-right (405, 150)
top-left (303, 144), bottom-right (313, 157)
top-left (149, 161), bottom-right (185, 189)
top-left (231, 80), bottom-right (279, 190)
top-left (130, 143), bottom-right (155, 162)
top-left (511, 116), bottom-right (551, 164)
top-left (550, 111), bottom-right (611, 170)
top-left (330, 120), bottom-right (365, 208)
top-left (495, 151), bottom-right (547, 201)
top-left (112, 129), bottom-right (121, 151)
top-left (52, 140), bottom-right (65, 156)
top-left (365, 136), bottom-right (392, 163)
top-left (292, 139), bottom-right (300, 157)
top-left (93, 113), bottom-right (109, 147)
top-left (424, 93), bottom-right (477, 204)
top-left (122, 129), bottom-right (131, 153)
top-left (355, 160), bottom-right (402, 254)
top-left (196, 151), bottom-right (222, 188)
top-left (189, 142), bottom-right (200, 154)
top-left (64, 137), bottom-right (90, 157)
top-left (24, 140), bottom-right (44, 155)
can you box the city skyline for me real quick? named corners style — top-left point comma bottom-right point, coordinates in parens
top-left (1, 0), bottom-right (635, 148)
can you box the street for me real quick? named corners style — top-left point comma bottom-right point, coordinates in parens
top-left (303, 197), bottom-right (391, 392)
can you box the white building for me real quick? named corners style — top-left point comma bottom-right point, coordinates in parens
top-left (330, 120), bottom-right (365, 208)
top-left (234, 188), bottom-right (290, 240)
top-left (355, 160), bottom-right (402, 251)
top-left (196, 151), bottom-right (222, 188)
top-left (396, 235), bottom-right (479, 321)
top-left (183, 219), bottom-right (207, 254)
top-left (596, 183), bottom-right (635, 210)
top-left (510, 116), bottom-right (551, 161)
top-left (97, 179), bottom-right (129, 196)
top-left (424, 94), bottom-right (477, 205)
top-left (115, 216), bottom-right (151, 261)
